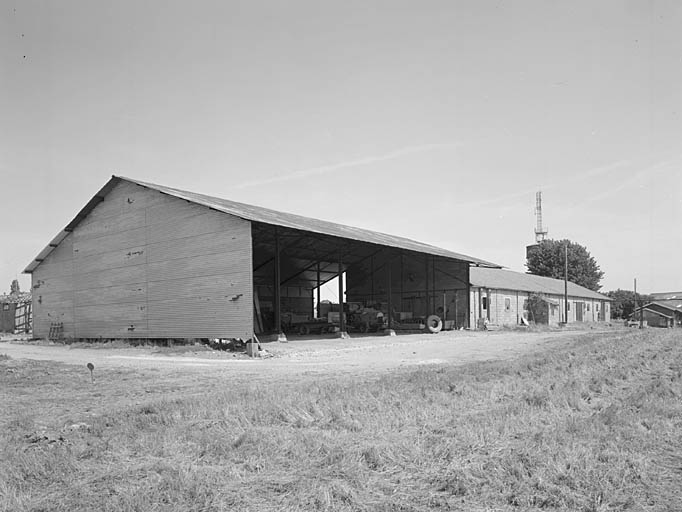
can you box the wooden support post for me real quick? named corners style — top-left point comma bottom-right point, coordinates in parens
top-left (425, 255), bottom-right (430, 316)
top-left (274, 227), bottom-right (286, 342)
top-left (564, 243), bottom-right (569, 324)
top-left (432, 256), bottom-right (437, 315)
top-left (338, 248), bottom-right (348, 338)
top-left (400, 252), bottom-right (404, 312)
top-left (370, 254), bottom-right (375, 305)
top-left (466, 267), bottom-right (471, 329)
top-left (316, 262), bottom-right (321, 318)
top-left (454, 291), bottom-right (459, 328)
top-left (386, 254), bottom-right (395, 335)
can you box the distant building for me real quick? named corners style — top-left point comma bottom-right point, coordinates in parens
top-left (0, 292), bottom-right (32, 334)
top-left (469, 267), bottom-right (611, 328)
top-left (649, 291), bottom-right (682, 300)
top-left (632, 299), bottom-right (682, 328)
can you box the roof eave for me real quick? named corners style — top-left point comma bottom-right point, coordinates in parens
top-left (24, 176), bottom-right (122, 274)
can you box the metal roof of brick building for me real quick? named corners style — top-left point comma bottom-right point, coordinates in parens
top-left (470, 267), bottom-right (610, 301)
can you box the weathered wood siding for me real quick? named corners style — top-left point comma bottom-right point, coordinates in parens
top-left (0, 302), bottom-right (16, 332)
top-left (32, 180), bottom-right (253, 339)
top-left (32, 235), bottom-right (75, 337)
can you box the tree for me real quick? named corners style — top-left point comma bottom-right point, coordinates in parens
top-left (526, 239), bottom-right (604, 291)
top-left (606, 289), bottom-right (652, 319)
top-left (10, 279), bottom-right (20, 295)
top-left (526, 293), bottom-right (550, 324)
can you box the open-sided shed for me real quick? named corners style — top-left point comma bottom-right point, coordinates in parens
top-left (25, 176), bottom-right (498, 341)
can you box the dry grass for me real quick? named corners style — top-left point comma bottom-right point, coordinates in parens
top-left (1, 329), bottom-right (681, 511)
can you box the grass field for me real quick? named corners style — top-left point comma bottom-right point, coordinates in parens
top-left (1, 329), bottom-right (681, 511)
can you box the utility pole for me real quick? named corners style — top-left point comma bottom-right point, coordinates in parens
top-left (637, 278), bottom-right (644, 329)
top-left (634, 278), bottom-right (637, 327)
top-left (564, 242), bottom-right (569, 324)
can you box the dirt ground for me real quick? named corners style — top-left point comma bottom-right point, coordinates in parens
top-left (0, 326), bottom-right (625, 449)
top-left (0, 327), bottom-right (614, 377)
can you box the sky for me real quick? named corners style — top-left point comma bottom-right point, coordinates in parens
top-left (1, 0), bottom-right (680, 296)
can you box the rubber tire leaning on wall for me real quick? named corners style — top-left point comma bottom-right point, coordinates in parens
top-left (426, 315), bottom-right (443, 333)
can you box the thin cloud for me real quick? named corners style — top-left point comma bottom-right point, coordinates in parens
top-left (234, 143), bottom-right (462, 189)
top-left (578, 156), bottom-right (682, 205)
top-left (452, 159), bottom-right (632, 211)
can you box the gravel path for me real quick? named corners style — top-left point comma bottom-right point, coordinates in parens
top-left (0, 328), bottom-right (612, 376)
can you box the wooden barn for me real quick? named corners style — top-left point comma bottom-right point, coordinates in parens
top-left (632, 301), bottom-right (682, 328)
top-left (25, 176), bottom-right (498, 341)
top-left (0, 293), bottom-right (32, 334)
top-left (469, 267), bottom-right (611, 328)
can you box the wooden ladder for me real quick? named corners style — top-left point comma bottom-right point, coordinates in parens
top-left (48, 322), bottom-right (63, 341)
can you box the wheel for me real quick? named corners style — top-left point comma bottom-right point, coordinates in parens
top-left (426, 315), bottom-right (443, 333)
top-left (298, 324), bottom-right (310, 336)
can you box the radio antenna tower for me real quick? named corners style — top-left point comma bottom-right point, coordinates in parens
top-left (534, 191), bottom-right (548, 243)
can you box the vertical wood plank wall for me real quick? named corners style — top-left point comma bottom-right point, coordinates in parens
top-left (32, 181), bottom-right (253, 339)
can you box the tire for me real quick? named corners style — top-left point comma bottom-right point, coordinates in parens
top-left (298, 324), bottom-right (310, 336)
top-left (426, 315), bottom-right (443, 334)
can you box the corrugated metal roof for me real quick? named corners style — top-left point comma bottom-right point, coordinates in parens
top-left (635, 306), bottom-right (674, 319)
top-left (25, 175), bottom-right (500, 273)
top-left (0, 292), bottom-right (32, 304)
top-left (649, 292), bottom-right (682, 300)
top-left (470, 267), bottom-right (610, 301)
top-left (646, 300), bottom-right (682, 311)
